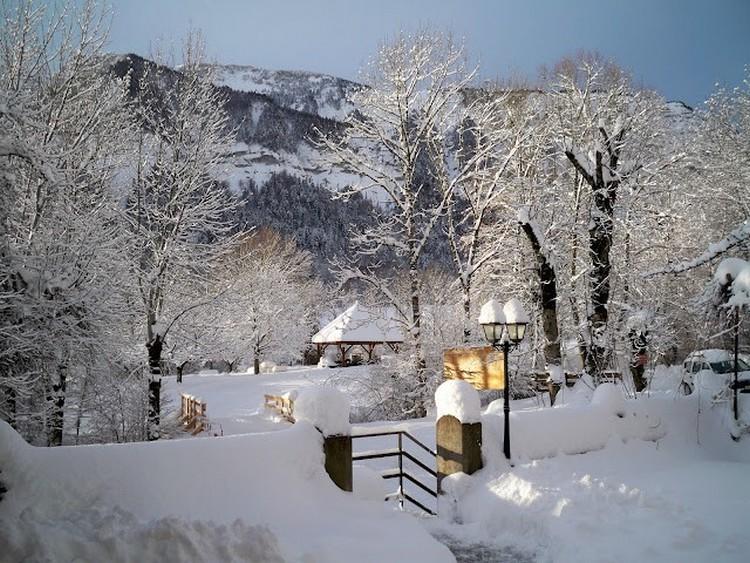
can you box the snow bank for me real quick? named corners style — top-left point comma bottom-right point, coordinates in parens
top-left (259, 360), bottom-right (277, 373)
top-left (483, 390), bottom-right (665, 461)
top-left (435, 380), bottom-right (481, 424)
top-left (352, 464), bottom-right (387, 502)
top-left (0, 421), bottom-right (452, 562)
top-left (441, 394), bottom-right (750, 562)
top-left (294, 385), bottom-right (351, 435)
top-left (647, 364), bottom-right (685, 392)
top-left (590, 382), bottom-right (626, 417)
top-left (6, 506), bottom-right (285, 562)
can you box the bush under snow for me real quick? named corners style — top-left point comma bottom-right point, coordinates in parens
top-left (484, 387), bottom-right (665, 461)
top-left (715, 257), bottom-right (750, 306)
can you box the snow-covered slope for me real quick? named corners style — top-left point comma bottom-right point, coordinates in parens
top-left (108, 55), bottom-right (695, 275)
top-left (207, 63), bottom-right (361, 121)
top-left (111, 54), bottom-right (368, 197)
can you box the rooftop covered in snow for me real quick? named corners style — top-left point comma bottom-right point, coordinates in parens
top-left (312, 301), bottom-right (403, 344)
top-left (312, 301), bottom-right (403, 365)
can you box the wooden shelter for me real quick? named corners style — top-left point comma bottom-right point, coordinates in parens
top-left (312, 301), bottom-right (403, 366)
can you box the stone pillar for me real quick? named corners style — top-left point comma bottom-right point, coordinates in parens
top-left (323, 434), bottom-right (353, 492)
top-left (436, 414), bottom-right (482, 494)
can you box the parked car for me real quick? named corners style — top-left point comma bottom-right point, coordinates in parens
top-left (680, 349), bottom-right (750, 396)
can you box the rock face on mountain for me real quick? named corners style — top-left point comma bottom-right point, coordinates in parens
top-left (108, 54), bottom-right (378, 276)
top-left (206, 64), bottom-right (362, 121)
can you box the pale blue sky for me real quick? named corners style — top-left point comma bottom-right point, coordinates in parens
top-left (107, 0), bottom-right (750, 107)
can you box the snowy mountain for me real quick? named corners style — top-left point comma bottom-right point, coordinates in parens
top-left (108, 54), bottom-right (379, 275)
top-left (206, 63), bottom-right (362, 121)
top-left (107, 55), bottom-right (694, 277)
top-left (111, 54), bottom-right (368, 196)
top-left (664, 100), bottom-right (694, 131)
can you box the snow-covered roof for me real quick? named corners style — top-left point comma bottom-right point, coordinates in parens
top-left (312, 301), bottom-right (403, 344)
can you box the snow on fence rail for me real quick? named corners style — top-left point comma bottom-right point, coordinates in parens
top-left (180, 394), bottom-right (208, 435)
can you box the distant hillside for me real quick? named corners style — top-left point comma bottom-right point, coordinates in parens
top-left (106, 54), bottom-right (693, 278)
top-left (205, 63), bottom-right (363, 120)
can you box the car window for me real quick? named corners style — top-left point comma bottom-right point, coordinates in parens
top-left (710, 361), bottom-right (732, 374)
top-left (710, 358), bottom-right (750, 373)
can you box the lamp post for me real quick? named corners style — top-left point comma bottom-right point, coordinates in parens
top-left (479, 298), bottom-right (528, 461)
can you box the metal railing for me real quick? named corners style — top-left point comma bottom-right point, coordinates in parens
top-left (352, 430), bottom-right (437, 515)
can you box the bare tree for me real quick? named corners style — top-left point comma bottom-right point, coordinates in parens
top-left (213, 229), bottom-right (321, 374)
top-left (651, 67), bottom-right (750, 275)
top-left (550, 56), bottom-right (667, 379)
top-left (318, 32), bottom-right (491, 415)
top-left (0, 0), bottom-right (134, 444)
top-left (124, 37), bottom-right (238, 439)
top-left (445, 89), bottom-right (530, 342)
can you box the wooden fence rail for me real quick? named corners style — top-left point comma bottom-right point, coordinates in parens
top-left (264, 393), bottom-right (295, 422)
top-left (531, 370), bottom-right (624, 392)
top-left (180, 394), bottom-right (208, 435)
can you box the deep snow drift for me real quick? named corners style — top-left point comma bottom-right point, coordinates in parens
top-left (0, 419), bottom-right (452, 562)
top-left (3, 366), bottom-right (750, 562)
top-left (433, 382), bottom-right (750, 562)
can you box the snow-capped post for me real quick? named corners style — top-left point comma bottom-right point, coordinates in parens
top-left (435, 381), bottom-right (483, 494)
top-left (478, 298), bottom-right (528, 462)
top-left (714, 258), bottom-right (750, 422)
top-left (294, 387), bottom-right (352, 492)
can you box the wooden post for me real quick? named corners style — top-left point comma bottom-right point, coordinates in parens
top-left (548, 382), bottom-right (561, 406)
top-left (436, 415), bottom-right (482, 494)
top-left (323, 434), bottom-right (352, 492)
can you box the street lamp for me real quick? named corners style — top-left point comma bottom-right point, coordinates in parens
top-left (479, 298), bottom-right (529, 461)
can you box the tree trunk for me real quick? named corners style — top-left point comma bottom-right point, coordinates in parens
top-left (2, 386), bottom-right (16, 430)
top-left (146, 333), bottom-right (163, 441)
top-left (409, 262), bottom-right (427, 418)
top-left (254, 355), bottom-right (260, 375)
top-left (75, 369), bottom-right (89, 445)
top-left (566, 150), bottom-right (619, 380)
top-left (519, 221), bottom-right (562, 369)
top-left (569, 174), bottom-right (589, 370)
top-left (462, 282), bottom-right (472, 344)
top-left (47, 364), bottom-right (67, 446)
top-left (629, 329), bottom-right (648, 392)
top-left (586, 207), bottom-right (614, 378)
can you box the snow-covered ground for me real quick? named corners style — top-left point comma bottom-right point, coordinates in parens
top-left (162, 366), bottom-right (359, 436)
top-left (0, 367), bottom-right (452, 562)
top-left (3, 365), bottom-right (750, 562)
top-left (436, 390), bottom-right (750, 562)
